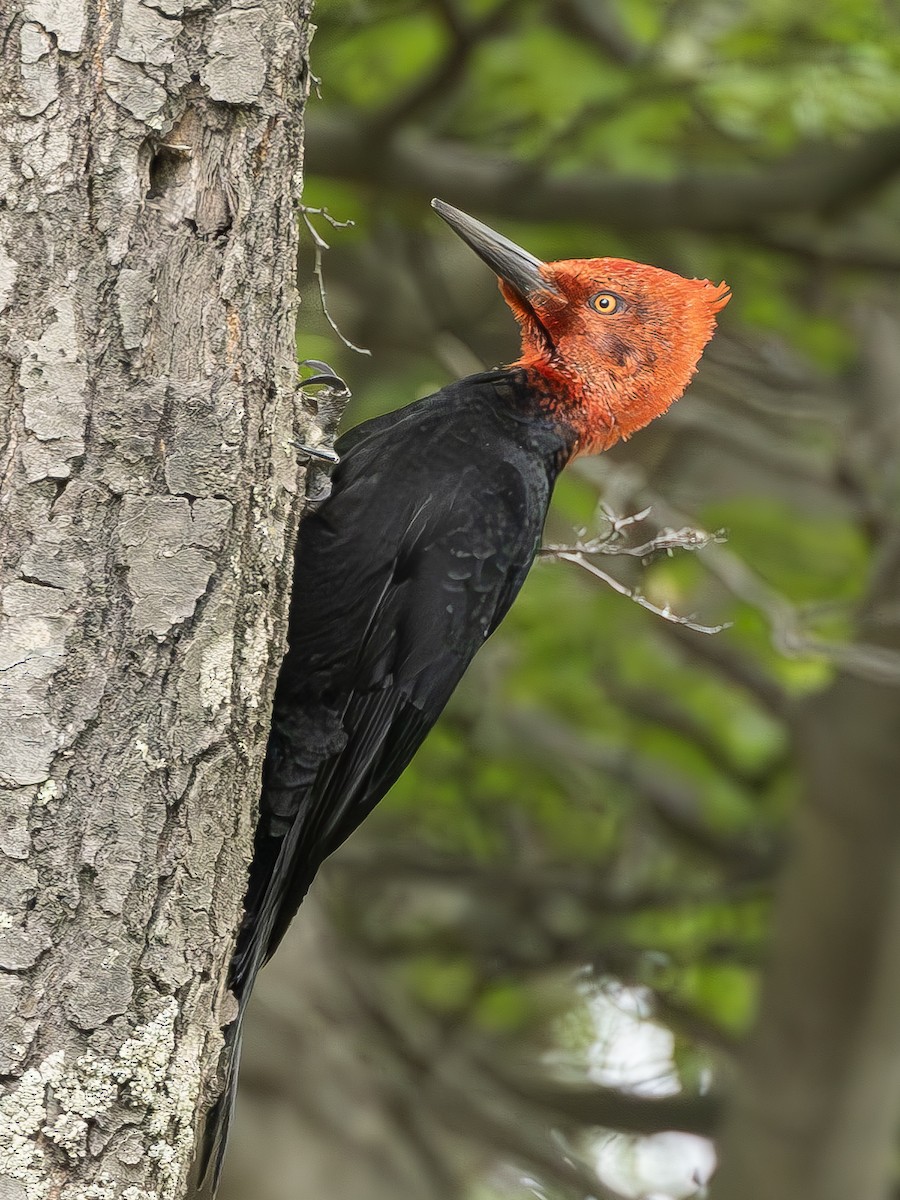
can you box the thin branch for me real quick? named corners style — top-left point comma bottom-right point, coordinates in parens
top-left (549, 549), bottom-right (730, 635)
top-left (499, 1073), bottom-right (722, 1138)
top-left (301, 206), bottom-right (372, 356)
top-left (332, 846), bottom-right (774, 911)
top-left (660, 506), bottom-right (900, 686)
top-left (609, 684), bottom-right (789, 790)
top-left (663, 396), bottom-right (841, 493)
top-left (504, 707), bottom-right (778, 872)
top-left (551, 0), bottom-right (644, 65)
top-left (542, 516), bottom-right (728, 562)
top-left (755, 224), bottom-right (900, 274)
top-left (335, 952), bottom-right (633, 1200)
top-left (540, 506), bottom-right (730, 633)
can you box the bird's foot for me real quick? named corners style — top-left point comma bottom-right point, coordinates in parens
top-left (299, 359), bottom-right (350, 394)
top-left (294, 359), bottom-right (352, 468)
top-left (290, 439), bottom-right (340, 464)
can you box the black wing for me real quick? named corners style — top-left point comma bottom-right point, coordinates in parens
top-left (231, 389), bottom-right (563, 992)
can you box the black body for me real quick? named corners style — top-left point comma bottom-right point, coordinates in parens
top-left (199, 368), bottom-right (573, 1186)
top-left (234, 368), bottom-right (573, 993)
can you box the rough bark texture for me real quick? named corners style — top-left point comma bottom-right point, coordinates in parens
top-left (0, 0), bottom-right (313, 1195)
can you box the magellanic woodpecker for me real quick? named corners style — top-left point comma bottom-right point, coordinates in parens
top-left (197, 199), bottom-right (730, 1187)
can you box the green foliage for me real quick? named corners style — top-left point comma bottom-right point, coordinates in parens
top-left (301, 0), bottom-right (896, 1192)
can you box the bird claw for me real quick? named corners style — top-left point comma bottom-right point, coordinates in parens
top-left (290, 439), bottom-right (340, 465)
top-left (295, 359), bottom-right (351, 473)
top-left (299, 359), bottom-right (350, 394)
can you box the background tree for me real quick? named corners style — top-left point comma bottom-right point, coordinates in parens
top-left (222, 3), bottom-right (900, 1200)
top-left (0, 1), bottom-right (311, 1195)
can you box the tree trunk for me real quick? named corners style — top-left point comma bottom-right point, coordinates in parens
top-left (711, 308), bottom-right (900, 1200)
top-left (0, 1), bottom-right (312, 1195)
top-left (712, 660), bottom-right (900, 1200)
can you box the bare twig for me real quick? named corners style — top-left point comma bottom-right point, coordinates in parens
top-left (552, 0), bottom-right (644, 65)
top-left (367, 0), bottom-right (519, 137)
top-left (331, 845), bottom-right (774, 910)
top-left (301, 206), bottom-right (372, 356)
top-left (542, 517), bottom-right (728, 562)
top-left (550, 550), bottom-right (731, 635)
top-left (494, 1071), bottom-right (721, 1138)
top-left (541, 507), bottom-right (729, 634)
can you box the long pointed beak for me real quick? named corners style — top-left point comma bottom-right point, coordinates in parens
top-left (431, 199), bottom-right (561, 303)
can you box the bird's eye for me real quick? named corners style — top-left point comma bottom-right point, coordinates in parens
top-left (589, 292), bottom-right (620, 315)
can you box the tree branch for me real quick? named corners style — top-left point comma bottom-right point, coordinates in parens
top-left (551, 0), bottom-right (644, 64)
top-left (305, 113), bottom-right (900, 235)
top-left (333, 846), bottom-right (773, 909)
top-left (500, 1073), bottom-right (722, 1138)
top-left (504, 707), bottom-right (778, 872)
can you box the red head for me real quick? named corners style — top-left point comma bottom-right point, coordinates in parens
top-left (433, 200), bottom-right (730, 456)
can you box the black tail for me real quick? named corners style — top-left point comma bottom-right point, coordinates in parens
top-left (192, 1005), bottom-right (246, 1195)
top-left (191, 818), bottom-right (320, 1194)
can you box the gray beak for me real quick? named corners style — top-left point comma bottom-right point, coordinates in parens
top-left (431, 199), bottom-right (561, 304)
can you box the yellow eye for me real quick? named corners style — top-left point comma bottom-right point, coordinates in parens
top-left (590, 292), bottom-right (619, 314)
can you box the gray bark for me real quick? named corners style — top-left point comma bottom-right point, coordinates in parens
top-left (0, 0), bottom-right (312, 1195)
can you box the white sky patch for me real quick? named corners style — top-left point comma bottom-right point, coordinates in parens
top-left (586, 983), bottom-right (716, 1199)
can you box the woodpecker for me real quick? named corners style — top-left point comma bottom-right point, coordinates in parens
top-left (199, 199), bottom-right (729, 1186)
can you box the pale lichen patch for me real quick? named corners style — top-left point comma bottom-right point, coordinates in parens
top-left (54, 1051), bottom-right (118, 1121)
top-left (35, 778), bottom-right (59, 804)
top-left (133, 740), bottom-right (165, 771)
top-left (112, 999), bottom-right (201, 1195)
top-left (61, 1173), bottom-right (117, 1200)
top-left (237, 613), bottom-right (271, 709)
top-left (0, 239), bottom-right (18, 311)
top-left (42, 1112), bottom-right (88, 1159)
top-left (0, 1003), bottom-right (202, 1200)
top-left (198, 632), bottom-right (234, 713)
top-left (0, 1049), bottom-right (65, 1199)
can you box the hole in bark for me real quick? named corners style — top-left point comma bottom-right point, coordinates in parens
top-left (49, 476), bottom-right (69, 511)
top-left (148, 143), bottom-right (191, 200)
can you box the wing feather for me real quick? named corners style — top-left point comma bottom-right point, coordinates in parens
top-left (233, 382), bottom-right (568, 987)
